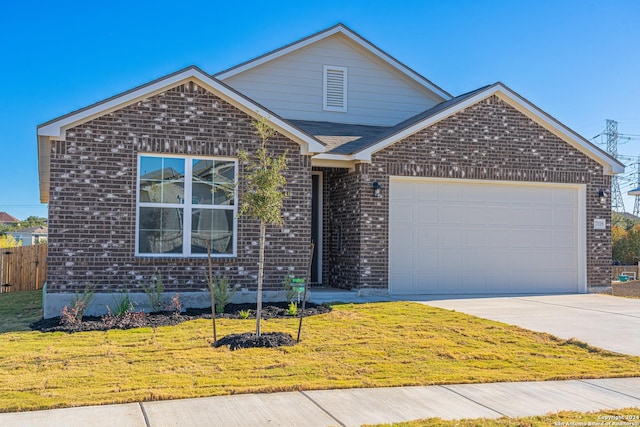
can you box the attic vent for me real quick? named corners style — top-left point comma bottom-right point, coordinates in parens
top-left (323, 65), bottom-right (347, 112)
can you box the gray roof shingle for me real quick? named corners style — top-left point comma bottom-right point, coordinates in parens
top-left (290, 84), bottom-right (494, 155)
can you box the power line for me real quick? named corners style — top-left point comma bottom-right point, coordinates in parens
top-left (0, 205), bottom-right (48, 207)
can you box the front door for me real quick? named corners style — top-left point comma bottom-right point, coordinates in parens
top-left (311, 172), bottom-right (322, 284)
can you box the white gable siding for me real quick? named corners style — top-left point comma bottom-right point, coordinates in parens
top-left (221, 36), bottom-right (442, 126)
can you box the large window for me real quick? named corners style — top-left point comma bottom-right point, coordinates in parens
top-left (136, 154), bottom-right (237, 257)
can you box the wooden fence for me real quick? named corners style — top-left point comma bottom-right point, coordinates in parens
top-left (612, 265), bottom-right (640, 281)
top-left (0, 244), bottom-right (47, 292)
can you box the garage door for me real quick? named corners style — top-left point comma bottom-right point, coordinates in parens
top-left (389, 178), bottom-right (584, 294)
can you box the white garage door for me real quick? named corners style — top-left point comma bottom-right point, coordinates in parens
top-left (389, 178), bottom-right (585, 294)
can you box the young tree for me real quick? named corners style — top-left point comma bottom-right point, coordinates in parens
top-left (205, 240), bottom-right (218, 345)
top-left (238, 116), bottom-right (288, 336)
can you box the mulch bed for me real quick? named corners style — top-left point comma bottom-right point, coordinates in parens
top-left (30, 302), bottom-right (331, 334)
top-left (213, 332), bottom-right (297, 351)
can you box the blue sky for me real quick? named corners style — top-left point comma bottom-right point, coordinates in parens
top-left (1, 0), bottom-right (639, 220)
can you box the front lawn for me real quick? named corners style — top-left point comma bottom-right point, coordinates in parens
top-left (0, 291), bottom-right (639, 413)
top-left (0, 290), bottom-right (42, 333)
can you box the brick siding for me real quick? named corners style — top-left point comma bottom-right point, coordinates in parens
top-left (47, 82), bottom-right (312, 294)
top-left (314, 166), bottom-right (362, 288)
top-left (48, 88), bottom-right (612, 295)
top-left (323, 95), bottom-right (611, 290)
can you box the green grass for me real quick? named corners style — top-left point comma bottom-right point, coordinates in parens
top-left (0, 291), bottom-right (639, 413)
top-left (369, 407), bottom-right (640, 426)
top-left (0, 290), bottom-right (43, 332)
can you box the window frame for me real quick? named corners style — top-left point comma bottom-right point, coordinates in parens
top-left (135, 153), bottom-right (238, 258)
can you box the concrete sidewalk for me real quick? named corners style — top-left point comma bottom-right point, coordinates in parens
top-left (2, 378), bottom-right (639, 426)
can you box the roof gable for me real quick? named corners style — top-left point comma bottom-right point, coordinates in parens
top-left (0, 212), bottom-right (19, 223)
top-left (311, 83), bottom-right (623, 175)
top-left (217, 24), bottom-right (451, 100)
top-left (37, 66), bottom-right (326, 203)
top-left (216, 24), bottom-right (451, 127)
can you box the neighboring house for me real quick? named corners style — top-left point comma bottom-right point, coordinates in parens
top-left (6, 226), bottom-right (48, 246)
top-left (0, 212), bottom-right (19, 226)
top-left (37, 24), bottom-right (623, 317)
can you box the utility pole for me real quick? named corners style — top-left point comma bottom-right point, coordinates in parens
top-left (606, 119), bottom-right (626, 212)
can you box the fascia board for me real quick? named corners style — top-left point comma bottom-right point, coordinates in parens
top-left (336, 28), bottom-right (451, 100)
top-left (37, 71), bottom-right (198, 138)
top-left (216, 26), bottom-right (344, 80)
top-left (313, 152), bottom-right (356, 161)
top-left (37, 68), bottom-right (325, 153)
top-left (491, 87), bottom-right (624, 175)
top-left (311, 157), bottom-right (358, 169)
top-left (37, 135), bottom-right (51, 204)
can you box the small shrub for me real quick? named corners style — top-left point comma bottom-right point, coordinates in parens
top-left (101, 307), bottom-right (117, 329)
top-left (60, 285), bottom-right (95, 326)
top-left (166, 293), bottom-right (182, 317)
top-left (101, 307), bottom-right (146, 329)
top-left (282, 267), bottom-right (298, 301)
top-left (109, 292), bottom-right (134, 318)
top-left (239, 309), bottom-right (251, 319)
top-left (60, 304), bottom-right (84, 326)
top-left (210, 275), bottom-right (236, 314)
top-left (142, 273), bottom-right (164, 312)
top-left (117, 311), bottom-right (147, 329)
top-left (287, 302), bottom-right (298, 316)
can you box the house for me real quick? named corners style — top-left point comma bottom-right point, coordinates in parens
top-left (6, 226), bottom-right (48, 246)
top-left (0, 212), bottom-right (19, 226)
top-left (37, 24), bottom-right (623, 317)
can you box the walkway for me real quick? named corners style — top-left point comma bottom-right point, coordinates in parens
top-left (1, 378), bottom-right (639, 426)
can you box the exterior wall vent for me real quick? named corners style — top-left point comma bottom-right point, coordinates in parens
top-left (323, 65), bottom-right (347, 112)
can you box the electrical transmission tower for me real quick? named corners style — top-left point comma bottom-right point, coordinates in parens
top-left (606, 119), bottom-right (626, 212)
top-left (628, 156), bottom-right (640, 216)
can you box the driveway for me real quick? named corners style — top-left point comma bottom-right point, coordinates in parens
top-left (415, 294), bottom-right (640, 356)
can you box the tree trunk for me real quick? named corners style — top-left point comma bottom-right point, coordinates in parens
top-left (206, 240), bottom-right (217, 345)
top-left (256, 220), bottom-right (266, 337)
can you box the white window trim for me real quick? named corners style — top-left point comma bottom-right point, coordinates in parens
top-left (135, 153), bottom-right (238, 258)
top-left (323, 65), bottom-right (347, 112)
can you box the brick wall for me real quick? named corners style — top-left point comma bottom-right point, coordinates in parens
top-left (314, 167), bottom-right (362, 288)
top-left (330, 95), bottom-right (611, 290)
top-left (47, 81), bottom-right (312, 294)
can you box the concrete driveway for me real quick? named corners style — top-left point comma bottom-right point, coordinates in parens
top-left (416, 294), bottom-right (640, 356)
